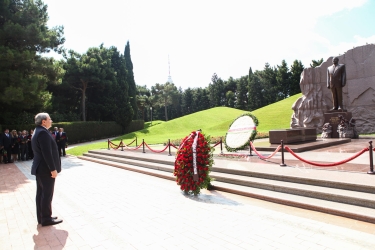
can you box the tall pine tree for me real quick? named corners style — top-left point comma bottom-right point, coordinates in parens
top-left (276, 60), bottom-right (291, 99)
top-left (235, 76), bottom-right (248, 110)
top-left (290, 60), bottom-right (304, 95)
top-left (0, 0), bottom-right (65, 123)
top-left (124, 41), bottom-right (137, 120)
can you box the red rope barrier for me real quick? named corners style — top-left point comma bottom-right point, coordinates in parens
top-left (122, 142), bottom-right (144, 151)
top-left (170, 143), bottom-right (179, 149)
top-left (250, 141), bottom-right (281, 160)
top-left (213, 141), bottom-right (221, 147)
top-left (125, 139), bottom-right (136, 146)
top-left (144, 142), bottom-right (169, 153)
top-left (108, 139), bottom-right (138, 150)
top-left (285, 146), bottom-right (369, 167)
top-left (108, 141), bottom-right (122, 150)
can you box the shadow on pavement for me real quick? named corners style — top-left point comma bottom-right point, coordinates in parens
top-left (33, 225), bottom-right (68, 249)
top-left (182, 190), bottom-right (242, 206)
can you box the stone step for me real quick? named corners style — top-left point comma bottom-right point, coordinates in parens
top-left (213, 172), bottom-right (375, 209)
top-left (83, 152), bottom-right (173, 173)
top-left (78, 154), bottom-right (375, 223)
top-left (82, 152), bottom-right (375, 209)
top-left (86, 150), bottom-right (375, 194)
top-left (213, 182), bottom-right (375, 224)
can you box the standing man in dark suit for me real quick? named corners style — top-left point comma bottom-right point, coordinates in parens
top-left (56, 128), bottom-right (67, 157)
top-left (31, 113), bottom-right (63, 226)
top-left (1, 129), bottom-right (12, 163)
top-left (327, 56), bottom-right (346, 111)
top-left (53, 127), bottom-right (58, 141)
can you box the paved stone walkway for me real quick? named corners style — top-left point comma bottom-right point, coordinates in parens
top-left (1, 156), bottom-right (375, 249)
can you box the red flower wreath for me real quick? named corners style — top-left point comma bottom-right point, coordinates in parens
top-left (174, 130), bottom-right (213, 195)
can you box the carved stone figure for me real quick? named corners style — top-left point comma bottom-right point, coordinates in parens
top-left (337, 115), bottom-right (358, 139)
top-left (321, 123), bottom-right (332, 138)
top-left (327, 57), bottom-right (346, 111)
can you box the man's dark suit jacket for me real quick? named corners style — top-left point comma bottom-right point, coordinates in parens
top-left (56, 132), bottom-right (68, 143)
top-left (31, 126), bottom-right (61, 176)
top-left (1, 132), bottom-right (11, 148)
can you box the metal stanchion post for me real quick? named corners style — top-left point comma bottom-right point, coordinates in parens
top-left (220, 137), bottom-right (223, 154)
top-left (368, 141), bottom-right (374, 175)
top-left (107, 139), bottom-right (110, 150)
top-left (168, 139), bottom-right (172, 156)
top-left (280, 140), bottom-right (286, 167)
top-left (121, 139), bottom-right (124, 151)
top-left (249, 141), bottom-right (253, 156)
top-left (142, 139), bottom-right (145, 153)
top-left (136, 137), bottom-right (137, 147)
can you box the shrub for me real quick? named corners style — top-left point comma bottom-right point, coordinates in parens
top-left (1, 120), bottom-right (144, 144)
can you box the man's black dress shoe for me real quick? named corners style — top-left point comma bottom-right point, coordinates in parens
top-left (38, 216), bottom-right (58, 224)
top-left (42, 219), bottom-right (63, 227)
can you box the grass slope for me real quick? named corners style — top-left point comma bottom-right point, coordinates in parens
top-left (252, 93), bottom-right (301, 132)
top-left (68, 93), bottom-right (302, 156)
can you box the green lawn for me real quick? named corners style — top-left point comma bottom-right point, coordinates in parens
top-left (68, 93), bottom-right (302, 156)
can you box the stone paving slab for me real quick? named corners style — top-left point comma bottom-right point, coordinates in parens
top-left (1, 157), bottom-right (375, 249)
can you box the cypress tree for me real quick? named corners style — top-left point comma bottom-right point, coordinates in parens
top-left (124, 41), bottom-right (137, 120)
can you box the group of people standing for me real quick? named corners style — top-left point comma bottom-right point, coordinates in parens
top-left (0, 126), bottom-right (68, 164)
top-left (0, 129), bottom-right (34, 164)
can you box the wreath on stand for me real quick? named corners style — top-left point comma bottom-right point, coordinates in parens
top-left (224, 113), bottom-right (258, 152)
top-left (174, 130), bottom-right (213, 195)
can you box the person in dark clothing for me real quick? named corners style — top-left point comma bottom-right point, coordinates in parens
top-left (56, 128), bottom-right (68, 157)
top-left (1, 129), bottom-right (11, 163)
top-left (19, 130), bottom-right (28, 161)
top-left (31, 113), bottom-right (63, 227)
top-left (27, 129), bottom-right (34, 160)
top-left (10, 130), bottom-right (20, 163)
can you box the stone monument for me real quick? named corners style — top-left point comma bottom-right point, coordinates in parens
top-left (291, 44), bottom-right (375, 134)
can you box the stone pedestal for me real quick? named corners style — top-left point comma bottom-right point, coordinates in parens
top-left (323, 112), bottom-right (352, 138)
top-left (269, 128), bottom-right (317, 144)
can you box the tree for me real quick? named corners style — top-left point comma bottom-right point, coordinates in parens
top-left (248, 70), bottom-right (264, 111)
top-left (260, 63), bottom-right (278, 105)
top-left (225, 77), bottom-right (237, 108)
top-left (0, 0), bottom-right (65, 123)
top-left (136, 85), bottom-right (151, 120)
top-left (208, 73), bottom-right (225, 107)
top-left (192, 87), bottom-right (209, 113)
top-left (310, 58), bottom-right (323, 68)
top-left (276, 60), bottom-right (291, 99)
top-left (290, 60), bottom-right (304, 95)
top-left (124, 41), bottom-right (137, 120)
top-left (235, 76), bottom-right (248, 110)
top-left (151, 82), bottom-right (179, 121)
top-left (182, 87), bottom-right (194, 115)
top-left (225, 90), bottom-right (235, 107)
top-left (63, 46), bottom-right (109, 121)
top-left (110, 47), bottom-right (133, 129)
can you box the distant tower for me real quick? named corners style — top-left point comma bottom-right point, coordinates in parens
top-left (167, 55), bottom-right (173, 83)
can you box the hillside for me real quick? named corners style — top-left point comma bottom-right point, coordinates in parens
top-left (67, 93), bottom-right (302, 156)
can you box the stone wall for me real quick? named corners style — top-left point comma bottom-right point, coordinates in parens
top-left (291, 44), bottom-right (375, 133)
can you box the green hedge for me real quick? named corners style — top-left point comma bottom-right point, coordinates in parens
top-left (124, 120), bottom-right (144, 134)
top-left (1, 120), bottom-right (145, 144)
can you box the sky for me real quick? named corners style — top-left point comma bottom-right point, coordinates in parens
top-left (43, 0), bottom-right (375, 90)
